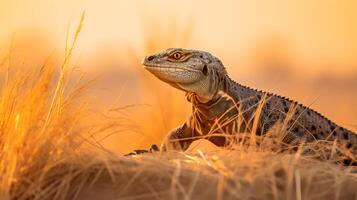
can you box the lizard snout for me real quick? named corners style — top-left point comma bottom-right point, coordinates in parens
top-left (142, 55), bottom-right (156, 65)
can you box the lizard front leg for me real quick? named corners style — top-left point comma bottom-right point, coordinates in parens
top-left (126, 117), bottom-right (196, 156)
top-left (161, 116), bottom-right (196, 151)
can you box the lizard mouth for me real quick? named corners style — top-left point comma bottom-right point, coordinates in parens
top-left (143, 64), bottom-right (202, 73)
top-left (145, 66), bottom-right (200, 73)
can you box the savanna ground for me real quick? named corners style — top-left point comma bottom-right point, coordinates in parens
top-left (1, 13), bottom-right (357, 200)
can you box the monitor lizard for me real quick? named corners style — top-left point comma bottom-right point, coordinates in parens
top-left (139, 48), bottom-right (356, 165)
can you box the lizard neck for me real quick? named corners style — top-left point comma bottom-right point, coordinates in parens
top-left (187, 75), bottom-right (261, 106)
top-left (187, 75), bottom-right (262, 122)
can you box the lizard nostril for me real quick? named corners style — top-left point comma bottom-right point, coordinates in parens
top-left (202, 65), bottom-right (208, 76)
top-left (147, 55), bottom-right (155, 61)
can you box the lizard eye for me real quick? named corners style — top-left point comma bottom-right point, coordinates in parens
top-left (170, 52), bottom-right (183, 60)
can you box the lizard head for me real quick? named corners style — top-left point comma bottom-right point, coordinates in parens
top-left (142, 48), bottom-right (227, 102)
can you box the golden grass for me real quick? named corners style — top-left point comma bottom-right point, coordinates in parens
top-left (0, 14), bottom-right (356, 200)
top-left (0, 12), bottom-right (113, 200)
top-left (73, 147), bottom-right (357, 200)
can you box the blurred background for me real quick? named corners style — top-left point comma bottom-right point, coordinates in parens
top-left (1, 0), bottom-right (356, 154)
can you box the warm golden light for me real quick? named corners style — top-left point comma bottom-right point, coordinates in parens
top-left (0, 2), bottom-right (356, 199)
top-left (1, 0), bottom-right (357, 151)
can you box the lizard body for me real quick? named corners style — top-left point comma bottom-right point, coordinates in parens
top-left (142, 48), bottom-right (357, 164)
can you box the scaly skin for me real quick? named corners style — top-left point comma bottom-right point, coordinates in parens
top-left (142, 48), bottom-right (357, 164)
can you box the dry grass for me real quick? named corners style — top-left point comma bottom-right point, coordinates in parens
top-left (0, 14), bottom-right (356, 200)
top-left (0, 12), bottom-right (116, 200)
top-left (74, 147), bottom-right (357, 200)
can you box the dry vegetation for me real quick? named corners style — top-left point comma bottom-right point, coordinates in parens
top-left (0, 14), bottom-right (356, 200)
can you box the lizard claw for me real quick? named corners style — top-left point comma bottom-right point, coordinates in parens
top-left (150, 144), bottom-right (160, 152)
top-left (125, 144), bottom-right (160, 156)
top-left (124, 149), bottom-right (148, 156)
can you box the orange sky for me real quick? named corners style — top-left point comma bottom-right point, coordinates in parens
top-left (1, 0), bottom-right (357, 74)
